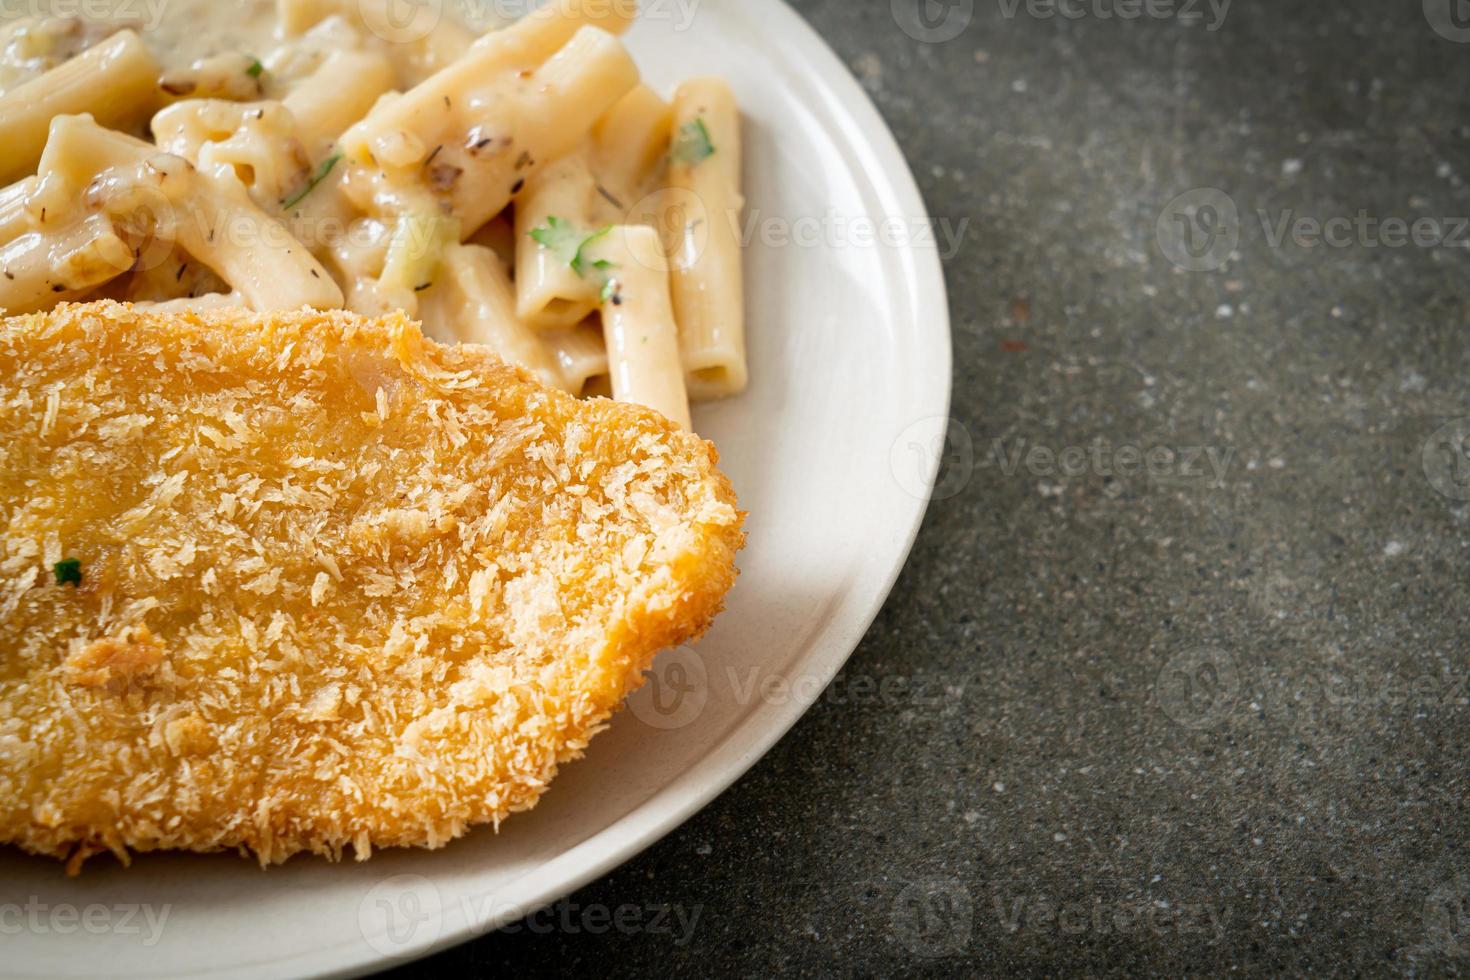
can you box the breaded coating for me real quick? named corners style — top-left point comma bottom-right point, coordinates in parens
top-left (0, 301), bottom-right (743, 872)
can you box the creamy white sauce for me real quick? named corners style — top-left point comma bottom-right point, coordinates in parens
top-left (0, 0), bottom-right (500, 92)
top-left (135, 0), bottom-right (280, 67)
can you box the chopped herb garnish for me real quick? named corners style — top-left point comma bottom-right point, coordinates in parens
top-left (427, 163), bottom-right (463, 191)
top-left (281, 153), bottom-right (341, 210)
top-left (600, 278), bottom-right (618, 304)
top-left (529, 216), bottom-right (615, 279)
top-left (595, 183), bottom-right (624, 210)
top-left (53, 558), bottom-right (81, 587)
top-left (671, 117), bottom-right (715, 165)
top-left (246, 57), bottom-right (264, 78)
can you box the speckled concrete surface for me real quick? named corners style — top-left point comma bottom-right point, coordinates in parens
top-left (398, 0), bottom-right (1470, 974)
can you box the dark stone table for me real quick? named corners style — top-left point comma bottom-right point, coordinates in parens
top-left (404, 0), bottom-right (1470, 973)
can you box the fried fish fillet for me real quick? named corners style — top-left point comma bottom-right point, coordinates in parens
top-left (0, 301), bottom-right (743, 872)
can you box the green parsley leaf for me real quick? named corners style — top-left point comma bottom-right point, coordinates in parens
top-left (671, 117), bottom-right (715, 165)
top-left (281, 153), bottom-right (341, 210)
top-left (246, 57), bottom-right (264, 78)
top-left (572, 227), bottom-right (613, 279)
top-left (529, 217), bottom-right (616, 280)
top-left (53, 558), bottom-right (81, 587)
top-left (600, 278), bottom-right (617, 304)
top-left (528, 214), bottom-right (576, 250)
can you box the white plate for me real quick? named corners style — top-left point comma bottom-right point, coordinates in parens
top-left (1, 2), bottom-right (951, 976)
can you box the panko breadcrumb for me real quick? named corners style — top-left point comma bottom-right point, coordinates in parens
top-left (0, 301), bottom-right (743, 873)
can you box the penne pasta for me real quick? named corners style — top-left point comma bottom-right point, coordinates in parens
top-left (151, 100), bottom-right (312, 212)
top-left (0, 0), bottom-right (751, 425)
top-left (594, 224), bottom-right (691, 429)
top-left (29, 115), bottom-right (343, 312)
top-left (374, 208), bottom-right (460, 316)
top-left (417, 242), bottom-right (563, 389)
top-left (0, 30), bottom-right (160, 184)
top-left (0, 214), bottom-right (134, 314)
top-left (277, 0), bottom-right (476, 86)
top-left (469, 212), bottom-right (517, 269)
top-left (282, 49), bottom-right (395, 157)
top-left (591, 84), bottom-right (673, 217)
top-left (132, 292), bottom-right (247, 313)
top-left (118, 252), bottom-right (231, 305)
top-left (340, 24), bottom-right (639, 237)
top-left (0, 177), bottom-right (37, 244)
top-left (514, 150), bottom-right (600, 328)
top-left (663, 78), bottom-right (747, 400)
top-left (543, 318), bottom-right (612, 396)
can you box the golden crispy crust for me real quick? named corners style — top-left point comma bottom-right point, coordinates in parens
top-left (0, 301), bottom-right (743, 871)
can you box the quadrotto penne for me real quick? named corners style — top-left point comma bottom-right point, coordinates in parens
top-left (664, 78), bottom-right (748, 400)
top-left (0, 0), bottom-right (752, 432)
top-left (594, 224), bottom-right (691, 429)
